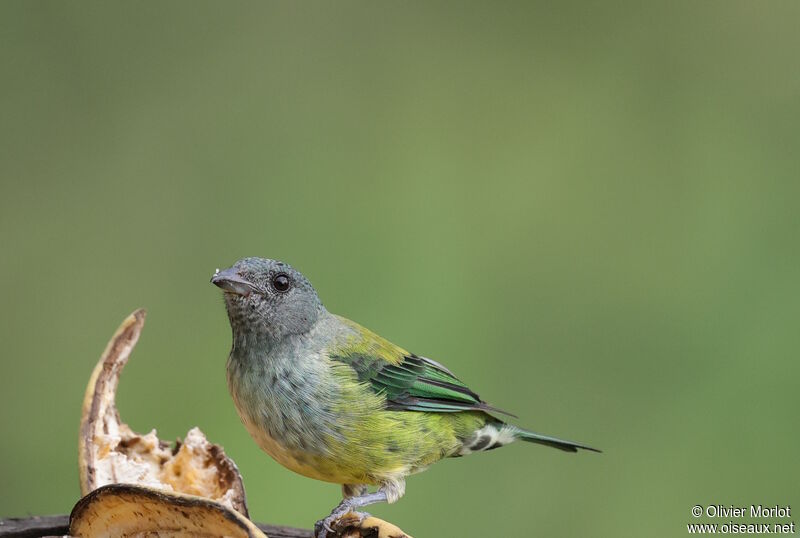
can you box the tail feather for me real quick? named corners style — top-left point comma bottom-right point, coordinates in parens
top-left (458, 422), bottom-right (601, 456)
top-left (516, 428), bottom-right (601, 453)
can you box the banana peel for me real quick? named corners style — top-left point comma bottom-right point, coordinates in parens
top-left (70, 483), bottom-right (265, 538)
top-left (73, 309), bottom-right (260, 537)
top-left (70, 309), bottom-right (411, 538)
top-left (335, 515), bottom-right (412, 538)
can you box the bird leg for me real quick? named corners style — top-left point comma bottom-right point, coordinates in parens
top-left (315, 490), bottom-right (388, 538)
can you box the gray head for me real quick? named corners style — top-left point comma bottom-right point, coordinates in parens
top-left (211, 257), bottom-right (323, 343)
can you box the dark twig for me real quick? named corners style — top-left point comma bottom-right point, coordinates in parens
top-left (0, 515), bottom-right (313, 538)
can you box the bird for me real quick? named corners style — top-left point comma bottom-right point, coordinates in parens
top-left (211, 257), bottom-right (599, 537)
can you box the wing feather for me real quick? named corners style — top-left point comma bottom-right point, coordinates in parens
top-left (329, 318), bottom-right (515, 417)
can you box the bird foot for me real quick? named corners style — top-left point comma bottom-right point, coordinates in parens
top-left (314, 508), bottom-right (370, 538)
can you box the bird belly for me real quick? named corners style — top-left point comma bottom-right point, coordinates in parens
top-left (239, 417), bottom-right (357, 484)
top-left (227, 352), bottom-right (379, 485)
top-left (226, 350), bottom-right (484, 486)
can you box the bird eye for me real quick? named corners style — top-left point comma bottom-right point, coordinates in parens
top-left (271, 273), bottom-right (290, 293)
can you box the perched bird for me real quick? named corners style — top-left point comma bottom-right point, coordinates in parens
top-left (212, 257), bottom-right (598, 536)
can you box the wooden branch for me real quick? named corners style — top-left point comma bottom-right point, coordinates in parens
top-left (0, 515), bottom-right (69, 538)
top-left (0, 515), bottom-right (312, 538)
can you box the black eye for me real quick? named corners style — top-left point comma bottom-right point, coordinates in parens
top-left (271, 273), bottom-right (290, 293)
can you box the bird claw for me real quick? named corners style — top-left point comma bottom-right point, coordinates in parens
top-left (314, 509), bottom-right (370, 538)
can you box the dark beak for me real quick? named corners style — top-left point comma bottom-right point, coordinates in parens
top-left (211, 268), bottom-right (259, 297)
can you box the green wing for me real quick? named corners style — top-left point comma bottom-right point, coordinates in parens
top-left (330, 317), bottom-right (514, 416)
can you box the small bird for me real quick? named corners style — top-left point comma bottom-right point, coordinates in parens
top-left (212, 257), bottom-right (598, 536)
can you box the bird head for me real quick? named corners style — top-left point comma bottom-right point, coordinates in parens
top-left (211, 257), bottom-right (323, 343)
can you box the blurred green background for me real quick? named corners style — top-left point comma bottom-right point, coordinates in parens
top-left (2, 2), bottom-right (799, 536)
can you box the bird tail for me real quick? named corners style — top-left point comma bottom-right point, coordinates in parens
top-left (515, 428), bottom-right (601, 453)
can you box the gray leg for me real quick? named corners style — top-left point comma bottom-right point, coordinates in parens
top-left (314, 490), bottom-right (388, 538)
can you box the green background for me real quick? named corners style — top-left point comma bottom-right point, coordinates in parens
top-left (2, 2), bottom-right (799, 536)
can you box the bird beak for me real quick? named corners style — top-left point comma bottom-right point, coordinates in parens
top-left (211, 268), bottom-right (259, 297)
